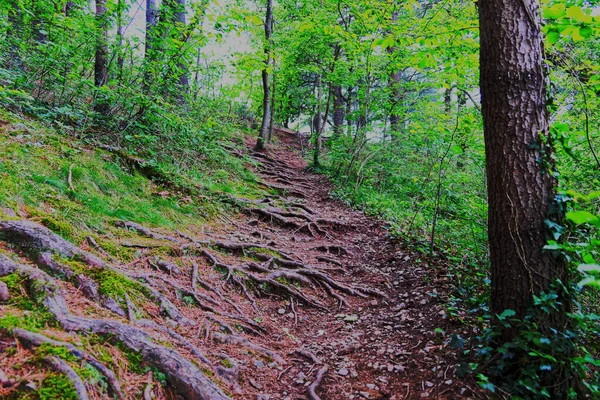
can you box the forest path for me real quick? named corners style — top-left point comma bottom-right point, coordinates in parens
top-left (230, 128), bottom-right (477, 399)
top-left (0, 128), bottom-right (480, 400)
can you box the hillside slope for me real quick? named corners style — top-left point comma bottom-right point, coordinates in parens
top-left (0, 112), bottom-right (476, 399)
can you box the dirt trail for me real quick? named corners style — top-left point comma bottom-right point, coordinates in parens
top-left (0, 128), bottom-right (479, 400)
top-left (230, 129), bottom-right (478, 400)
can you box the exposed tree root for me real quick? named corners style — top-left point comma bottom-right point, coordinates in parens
top-left (214, 354), bottom-right (242, 394)
top-left (311, 245), bottom-right (350, 256)
top-left (13, 328), bottom-right (124, 399)
top-left (1, 220), bottom-right (193, 326)
top-left (213, 333), bottom-right (285, 365)
top-left (290, 348), bottom-right (321, 364)
top-left (44, 356), bottom-right (90, 400)
top-left (316, 256), bottom-right (343, 266)
top-left (114, 221), bottom-right (178, 242)
top-left (201, 249), bottom-right (326, 309)
top-left (259, 182), bottom-right (306, 198)
top-left (0, 254), bottom-right (230, 400)
top-left (86, 236), bottom-right (114, 261)
top-left (307, 366), bottom-right (328, 400)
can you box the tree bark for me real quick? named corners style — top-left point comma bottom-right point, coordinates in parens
top-left (143, 0), bottom-right (159, 94)
top-left (116, 0), bottom-right (125, 75)
top-left (332, 85), bottom-right (344, 138)
top-left (172, 0), bottom-right (189, 101)
top-left (94, 0), bottom-right (110, 116)
top-left (312, 74), bottom-right (323, 167)
top-left (479, 0), bottom-right (571, 391)
top-left (388, 10), bottom-right (402, 139)
top-left (65, 2), bottom-right (75, 16)
top-left (7, 1), bottom-right (22, 69)
top-left (31, 0), bottom-right (46, 43)
top-left (255, 0), bottom-right (273, 151)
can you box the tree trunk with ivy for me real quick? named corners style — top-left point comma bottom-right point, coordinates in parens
top-left (479, 0), bottom-right (573, 394)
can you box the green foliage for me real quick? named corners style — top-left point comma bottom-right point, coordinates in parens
top-left (469, 284), bottom-right (600, 399)
top-left (38, 373), bottom-right (79, 400)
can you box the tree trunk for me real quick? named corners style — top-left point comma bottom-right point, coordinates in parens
top-left (7, 1), bottom-right (22, 69)
top-left (143, 0), bottom-right (159, 94)
top-left (444, 87), bottom-right (452, 114)
top-left (255, 0), bottom-right (273, 151)
top-left (268, 58), bottom-right (276, 142)
top-left (332, 85), bottom-right (344, 138)
top-left (94, 0), bottom-right (110, 116)
top-left (65, 2), bottom-right (75, 16)
top-left (32, 0), bottom-right (46, 43)
top-left (479, 0), bottom-right (570, 392)
top-left (116, 0), bottom-right (125, 76)
top-left (173, 0), bottom-right (189, 102)
top-left (313, 74), bottom-right (323, 167)
top-left (388, 10), bottom-right (401, 139)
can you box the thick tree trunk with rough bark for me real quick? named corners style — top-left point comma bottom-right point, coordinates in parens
top-left (256, 0), bottom-right (273, 151)
top-left (480, 0), bottom-right (575, 393)
top-left (480, 0), bottom-right (569, 349)
top-left (94, 0), bottom-right (109, 116)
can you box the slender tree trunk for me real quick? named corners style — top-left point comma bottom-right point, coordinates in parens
top-left (7, 1), bottom-right (22, 69)
top-left (333, 85), bottom-right (344, 138)
top-left (479, 0), bottom-right (571, 393)
top-left (116, 0), bottom-right (125, 76)
top-left (444, 87), bottom-right (452, 114)
top-left (173, 0), bottom-right (189, 102)
top-left (313, 74), bottom-right (323, 167)
top-left (65, 1), bottom-right (75, 16)
top-left (255, 0), bottom-right (273, 151)
top-left (94, 0), bottom-right (110, 116)
top-left (268, 58), bottom-right (276, 142)
top-left (143, 0), bottom-right (159, 94)
top-left (346, 85), bottom-right (353, 136)
top-left (32, 0), bottom-right (46, 43)
top-left (388, 10), bottom-right (402, 139)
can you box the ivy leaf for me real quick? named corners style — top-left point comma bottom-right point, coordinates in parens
top-left (577, 264), bottom-right (600, 274)
top-left (566, 210), bottom-right (600, 227)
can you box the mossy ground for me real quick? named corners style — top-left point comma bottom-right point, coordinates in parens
top-left (0, 108), bottom-right (265, 399)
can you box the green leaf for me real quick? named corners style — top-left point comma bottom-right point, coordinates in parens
top-left (579, 26), bottom-right (593, 38)
top-left (543, 4), bottom-right (566, 19)
top-left (546, 30), bottom-right (560, 44)
top-left (577, 264), bottom-right (600, 274)
top-left (566, 210), bottom-right (600, 227)
top-left (566, 6), bottom-right (592, 23)
top-left (498, 309), bottom-right (516, 319)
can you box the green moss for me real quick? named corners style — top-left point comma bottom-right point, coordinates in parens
top-left (221, 358), bottom-right (233, 368)
top-left (0, 311), bottom-right (55, 332)
top-left (39, 216), bottom-right (74, 238)
top-left (249, 247), bottom-right (282, 259)
top-left (35, 343), bottom-right (78, 363)
top-left (38, 373), bottom-right (78, 400)
top-left (115, 341), bottom-right (147, 374)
